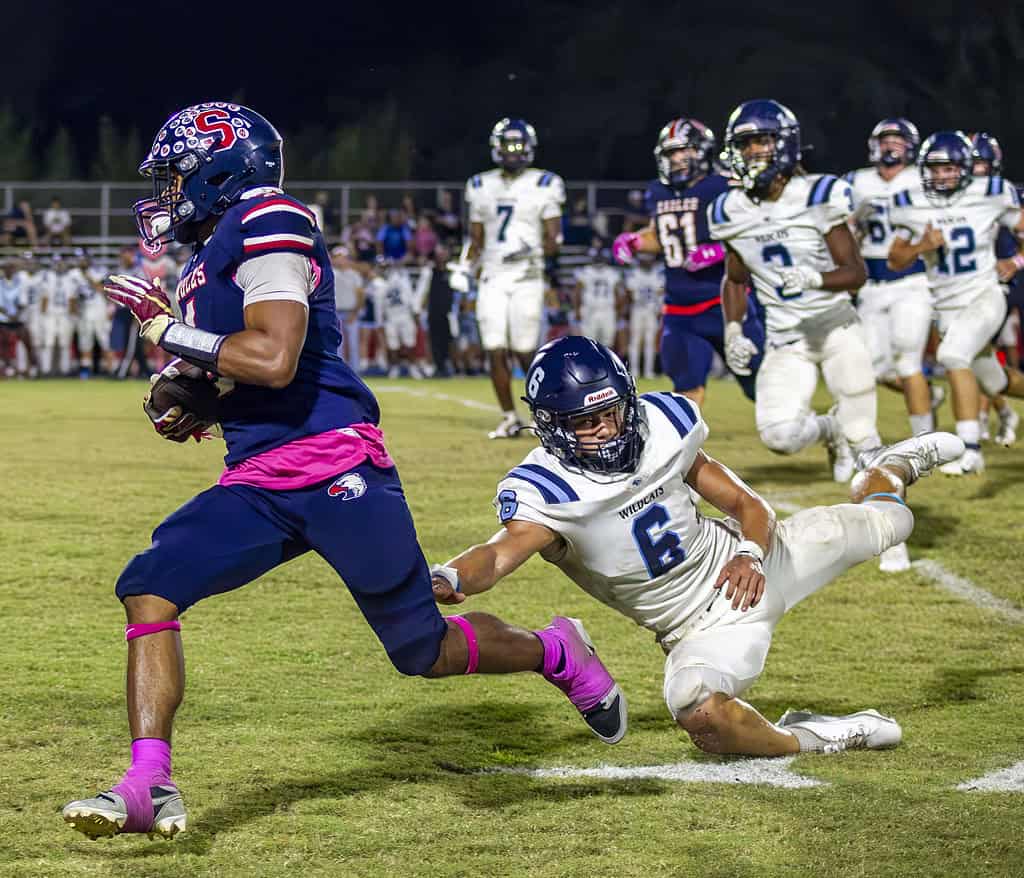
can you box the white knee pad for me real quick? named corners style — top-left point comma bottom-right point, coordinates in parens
top-left (936, 339), bottom-right (972, 372)
top-left (664, 666), bottom-right (720, 719)
top-left (862, 499), bottom-right (915, 549)
top-left (894, 349), bottom-right (923, 379)
top-left (971, 352), bottom-right (1009, 396)
top-left (759, 418), bottom-right (819, 455)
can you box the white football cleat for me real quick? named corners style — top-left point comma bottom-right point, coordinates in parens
top-left (879, 542), bottom-right (911, 573)
top-left (488, 413), bottom-right (524, 440)
top-left (858, 431), bottom-right (965, 484)
top-left (979, 421), bottom-right (991, 442)
top-left (938, 447), bottom-right (985, 476)
top-left (995, 407), bottom-right (1019, 447)
top-left (777, 708), bottom-right (902, 753)
top-left (824, 406), bottom-right (855, 482)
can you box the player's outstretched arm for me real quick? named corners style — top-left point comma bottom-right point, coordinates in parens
top-left (721, 250), bottom-right (758, 376)
top-left (431, 520), bottom-right (562, 605)
top-left (685, 450), bottom-right (776, 611)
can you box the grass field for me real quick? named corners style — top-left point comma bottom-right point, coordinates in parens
top-left (1, 376), bottom-right (1023, 878)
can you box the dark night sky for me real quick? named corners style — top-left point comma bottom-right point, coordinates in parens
top-left (3, 0), bottom-right (1020, 180)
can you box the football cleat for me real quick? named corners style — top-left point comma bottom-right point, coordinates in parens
top-left (980, 420), bottom-right (992, 442)
top-left (62, 785), bottom-right (186, 840)
top-left (824, 406), bottom-right (855, 482)
top-left (995, 407), bottom-right (1019, 447)
top-left (540, 616), bottom-right (627, 744)
top-left (938, 446), bottom-right (985, 476)
top-left (878, 542), bottom-right (911, 573)
top-left (488, 413), bottom-right (525, 440)
top-left (777, 708), bottom-right (902, 753)
top-left (858, 431), bottom-right (965, 484)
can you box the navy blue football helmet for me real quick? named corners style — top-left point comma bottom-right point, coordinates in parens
top-left (919, 131), bottom-right (974, 203)
top-left (724, 100), bottom-right (801, 198)
top-left (970, 131), bottom-right (1003, 175)
top-left (654, 117), bottom-right (716, 188)
top-left (868, 118), bottom-right (920, 167)
top-left (523, 336), bottom-right (642, 476)
top-left (134, 103), bottom-right (284, 246)
top-left (490, 118), bottom-right (537, 172)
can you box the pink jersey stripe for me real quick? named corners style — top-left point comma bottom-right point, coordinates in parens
top-left (219, 423), bottom-right (395, 490)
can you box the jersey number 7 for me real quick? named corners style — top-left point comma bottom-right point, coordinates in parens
top-left (497, 205), bottom-right (514, 242)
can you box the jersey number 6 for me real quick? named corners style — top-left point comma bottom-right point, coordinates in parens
top-left (632, 503), bottom-right (686, 578)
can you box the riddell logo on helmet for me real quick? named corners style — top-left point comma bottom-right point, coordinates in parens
top-left (584, 387), bottom-right (619, 406)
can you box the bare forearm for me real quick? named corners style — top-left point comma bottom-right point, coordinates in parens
top-left (731, 494), bottom-right (776, 555)
top-left (721, 277), bottom-right (749, 323)
top-left (446, 543), bottom-right (504, 595)
top-left (819, 261), bottom-right (866, 293)
top-left (215, 329), bottom-right (299, 388)
top-left (888, 241), bottom-right (925, 271)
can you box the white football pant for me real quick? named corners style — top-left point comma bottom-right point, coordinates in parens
top-left (857, 274), bottom-right (932, 380)
top-left (476, 275), bottom-right (545, 353)
top-left (629, 307), bottom-right (660, 378)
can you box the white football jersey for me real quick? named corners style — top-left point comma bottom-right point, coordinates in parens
top-left (465, 167), bottom-right (565, 279)
top-left (844, 165), bottom-right (928, 273)
top-left (494, 393), bottom-right (737, 645)
top-left (708, 174), bottom-right (856, 337)
top-left (374, 269), bottom-right (417, 321)
top-left (624, 264), bottom-right (665, 313)
top-left (889, 175), bottom-right (1021, 310)
top-left (575, 264), bottom-right (621, 312)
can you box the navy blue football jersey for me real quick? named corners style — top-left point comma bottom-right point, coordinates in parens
top-left (644, 174), bottom-right (731, 307)
top-left (173, 189), bottom-right (379, 465)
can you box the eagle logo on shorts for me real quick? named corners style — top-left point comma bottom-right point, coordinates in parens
top-left (327, 473), bottom-right (367, 500)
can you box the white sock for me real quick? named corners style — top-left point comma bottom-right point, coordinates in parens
top-left (909, 413), bottom-right (934, 436)
top-left (955, 419), bottom-right (981, 449)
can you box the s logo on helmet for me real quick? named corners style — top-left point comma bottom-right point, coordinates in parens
top-left (195, 110), bottom-right (237, 152)
top-left (327, 473), bottom-right (367, 500)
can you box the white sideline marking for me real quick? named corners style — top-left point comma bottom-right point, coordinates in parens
top-left (374, 385), bottom-right (501, 413)
top-left (486, 757), bottom-right (825, 788)
top-left (911, 560), bottom-right (1024, 625)
top-left (957, 761), bottom-right (1024, 792)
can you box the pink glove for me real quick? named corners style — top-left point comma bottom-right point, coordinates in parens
top-left (683, 242), bottom-right (725, 272)
top-left (612, 232), bottom-right (642, 265)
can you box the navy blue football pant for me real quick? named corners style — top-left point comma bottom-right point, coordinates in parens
top-left (115, 461), bottom-right (447, 676)
top-left (660, 301), bottom-right (765, 400)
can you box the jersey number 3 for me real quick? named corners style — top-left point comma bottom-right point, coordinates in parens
top-left (632, 504), bottom-right (686, 578)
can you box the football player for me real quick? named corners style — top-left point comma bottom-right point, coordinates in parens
top-left (375, 261), bottom-right (423, 379)
top-left (450, 118), bottom-right (565, 438)
top-left (613, 117), bottom-right (764, 405)
top-left (38, 255), bottom-right (76, 376)
top-left (73, 250), bottom-right (113, 377)
top-left (709, 99), bottom-right (881, 483)
top-left (624, 252), bottom-right (665, 379)
top-left (844, 120), bottom-right (937, 439)
top-left (62, 104), bottom-right (624, 842)
top-left (970, 132), bottom-right (1021, 446)
top-left (0, 259), bottom-right (38, 376)
top-left (573, 247), bottom-right (622, 348)
top-left (888, 130), bottom-right (1024, 474)
top-left (431, 337), bottom-right (964, 757)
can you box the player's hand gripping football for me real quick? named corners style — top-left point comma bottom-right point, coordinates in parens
top-left (723, 321), bottom-right (758, 376)
top-left (103, 274), bottom-right (176, 345)
top-left (430, 564), bottom-right (465, 605)
top-left (143, 359), bottom-right (222, 443)
top-left (713, 553), bottom-right (765, 612)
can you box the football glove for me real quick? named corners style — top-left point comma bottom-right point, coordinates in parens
top-left (143, 359), bottom-right (222, 443)
top-left (103, 274), bottom-right (176, 346)
top-left (447, 260), bottom-right (472, 293)
top-left (778, 266), bottom-right (823, 296)
top-left (612, 232), bottom-right (641, 265)
top-left (683, 242), bottom-right (725, 272)
top-left (724, 321), bottom-right (758, 376)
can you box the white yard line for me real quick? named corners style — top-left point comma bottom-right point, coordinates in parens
top-left (956, 761), bottom-right (1024, 792)
top-left (374, 384), bottom-right (501, 413)
top-left (485, 757), bottom-right (825, 788)
top-left (910, 559), bottom-right (1024, 625)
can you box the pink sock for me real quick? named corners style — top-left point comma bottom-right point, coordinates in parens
top-left (533, 628), bottom-right (566, 678)
top-left (112, 738), bottom-right (173, 832)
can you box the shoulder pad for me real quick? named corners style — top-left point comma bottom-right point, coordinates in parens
top-left (986, 175), bottom-right (1005, 196)
top-left (537, 171), bottom-right (558, 188)
top-left (468, 174), bottom-right (483, 189)
top-left (709, 190), bottom-right (732, 225)
top-left (893, 189), bottom-right (914, 207)
top-left (504, 462), bottom-right (580, 504)
top-left (237, 195), bottom-right (317, 258)
top-left (641, 391), bottom-right (699, 440)
top-left (806, 174), bottom-right (840, 207)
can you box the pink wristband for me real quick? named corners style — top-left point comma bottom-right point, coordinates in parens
top-left (1012, 253), bottom-right (1024, 270)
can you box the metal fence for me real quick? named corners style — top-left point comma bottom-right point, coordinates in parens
top-left (0, 179), bottom-right (649, 252)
